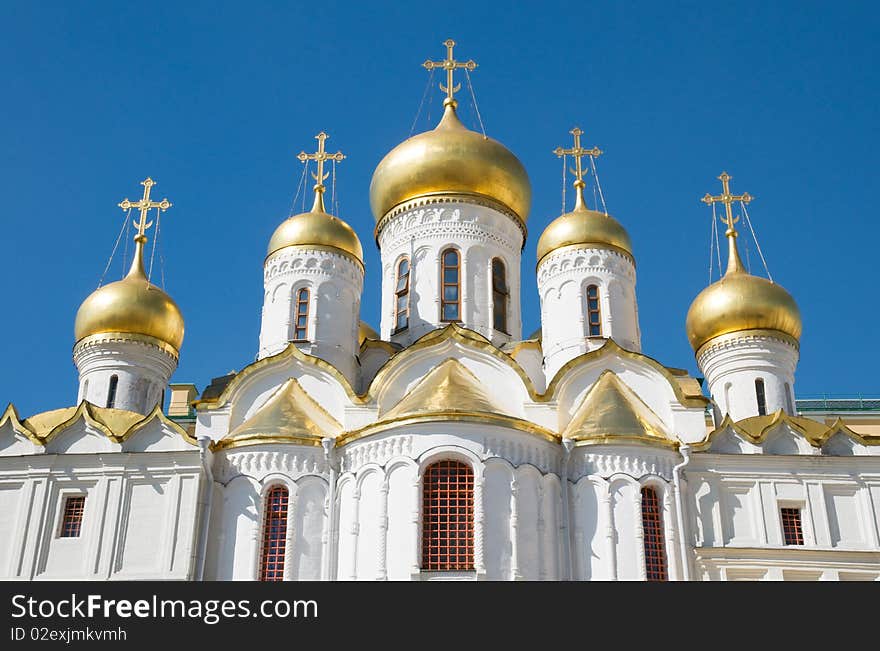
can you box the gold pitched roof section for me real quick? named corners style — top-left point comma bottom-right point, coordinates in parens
top-left (218, 378), bottom-right (342, 450)
top-left (381, 358), bottom-right (508, 420)
top-left (1, 401), bottom-right (197, 446)
top-left (696, 410), bottom-right (880, 450)
top-left (563, 371), bottom-right (675, 447)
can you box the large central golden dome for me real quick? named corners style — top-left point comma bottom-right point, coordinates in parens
top-left (686, 231), bottom-right (801, 352)
top-left (369, 100), bottom-right (531, 227)
top-left (75, 238), bottom-right (184, 353)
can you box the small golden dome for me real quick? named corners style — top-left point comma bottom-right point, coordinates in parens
top-left (369, 100), bottom-right (531, 226)
top-left (267, 191), bottom-right (363, 263)
top-left (75, 239), bottom-right (184, 352)
top-left (686, 233), bottom-right (801, 352)
top-left (537, 204), bottom-right (633, 265)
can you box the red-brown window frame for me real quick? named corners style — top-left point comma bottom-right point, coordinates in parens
top-left (641, 486), bottom-right (668, 581)
top-left (59, 495), bottom-right (86, 538)
top-left (780, 507), bottom-right (804, 546)
top-left (292, 288), bottom-right (310, 342)
top-left (422, 460), bottom-right (474, 571)
top-left (586, 284), bottom-right (602, 337)
top-left (259, 485), bottom-right (289, 581)
top-left (394, 256), bottom-right (410, 333)
top-left (492, 257), bottom-right (509, 334)
top-left (440, 248), bottom-right (461, 323)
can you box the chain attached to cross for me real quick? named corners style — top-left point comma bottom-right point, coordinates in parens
top-left (118, 178), bottom-right (172, 241)
top-left (701, 171), bottom-right (753, 234)
top-left (554, 127), bottom-right (602, 210)
top-left (423, 39), bottom-right (477, 106)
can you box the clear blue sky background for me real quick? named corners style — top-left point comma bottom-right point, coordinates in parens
top-left (2, 1), bottom-right (878, 416)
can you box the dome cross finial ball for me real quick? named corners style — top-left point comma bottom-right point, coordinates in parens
top-left (74, 177), bottom-right (184, 353)
top-left (685, 172), bottom-right (801, 353)
top-left (266, 131), bottom-right (363, 263)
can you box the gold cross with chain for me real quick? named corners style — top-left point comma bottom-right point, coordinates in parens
top-left (298, 131), bottom-right (344, 194)
top-left (118, 178), bottom-right (172, 241)
top-left (701, 171), bottom-right (753, 234)
top-left (422, 39), bottom-right (477, 105)
top-left (554, 127), bottom-right (602, 210)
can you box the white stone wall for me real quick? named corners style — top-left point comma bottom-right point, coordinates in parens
top-left (377, 201), bottom-right (524, 346)
top-left (698, 331), bottom-right (799, 421)
top-left (206, 444), bottom-right (329, 581)
top-left (0, 450), bottom-right (202, 580)
top-left (335, 426), bottom-right (561, 581)
top-left (567, 445), bottom-right (681, 581)
top-left (259, 246), bottom-right (363, 382)
top-left (687, 453), bottom-right (880, 580)
top-left (537, 246), bottom-right (640, 380)
top-left (73, 337), bottom-right (177, 415)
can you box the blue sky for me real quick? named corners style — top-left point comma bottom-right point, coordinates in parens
top-left (2, 1), bottom-right (878, 415)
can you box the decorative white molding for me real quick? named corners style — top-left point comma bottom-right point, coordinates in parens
top-left (215, 448), bottom-right (328, 484)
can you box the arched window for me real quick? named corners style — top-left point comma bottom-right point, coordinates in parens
top-left (440, 249), bottom-right (460, 322)
top-left (586, 284), bottom-right (602, 336)
top-left (641, 486), bottom-right (667, 581)
top-left (106, 375), bottom-right (118, 409)
top-left (422, 460), bottom-right (474, 571)
top-left (81, 379), bottom-right (89, 404)
top-left (293, 288), bottom-right (310, 341)
top-left (394, 257), bottom-right (410, 333)
top-left (259, 485), bottom-right (289, 581)
top-left (492, 258), bottom-right (508, 333)
top-left (755, 378), bottom-right (767, 416)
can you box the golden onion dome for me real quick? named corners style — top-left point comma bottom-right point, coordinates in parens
top-left (686, 231), bottom-right (801, 352)
top-left (358, 321), bottom-right (379, 345)
top-left (267, 190), bottom-right (363, 263)
top-left (369, 100), bottom-right (531, 227)
top-left (537, 201), bottom-right (633, 265)
top-left (74, 238), bottom-right (185, 352)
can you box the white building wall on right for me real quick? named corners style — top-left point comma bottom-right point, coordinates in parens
top-left (687, 454), bottom-right (880, 580)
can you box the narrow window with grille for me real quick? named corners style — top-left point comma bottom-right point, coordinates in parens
top-left (292, 288), bottom-right (310, 342)
top-left (492, 258), bottom-right (509, 334)
top-left (259, 485), bottom-right (289, 581)
top-left (641, 487), bottom-right (667, 581)
top-left (394, 257), bottom-right (410, 333)
top-left (586, 284), bottom-right (602, 336)
top-left (422, 460), bottom-right (474, 571)
top-left (440, 249), bottom-right (461, 322)
top-left (755, 378), bottom-right (767, 416)
top-left (59, 495), bottom-right (86, 538)
top-left (781, 508), bottom-right (804, 546)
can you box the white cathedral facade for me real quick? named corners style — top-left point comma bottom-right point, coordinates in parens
top-left (2, 42), bottom-right (879, 582)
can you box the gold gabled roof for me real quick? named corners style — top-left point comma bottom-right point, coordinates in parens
top-left (24, 404), bottom-right (143, 440)
top-left (563, 371), bottom-right (676, 448)
top-left (217, 378), bottom-right (342, 450)
top-left (696, 410), bottom-right (880, 450)
top-left (336, 357), bottom-right (557, 446)
top-left (1, 401), bottom-right (196, 446)
top-left (381, 358), bottom-right (506, 420)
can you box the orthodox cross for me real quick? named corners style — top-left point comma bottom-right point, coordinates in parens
top-left (554, 127), bottom-right (602, 209)
top-left (298, 131), bottom-right (345, 193)
top-left (118, 177), bottom-right (172, 240)
top-left (701, 171), bottom-right (752, 234)
top-left (423, 39), bottom-right (477, 104)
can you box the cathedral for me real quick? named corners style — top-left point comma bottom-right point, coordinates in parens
top-left (1, 40), bottom-right (878, 582)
